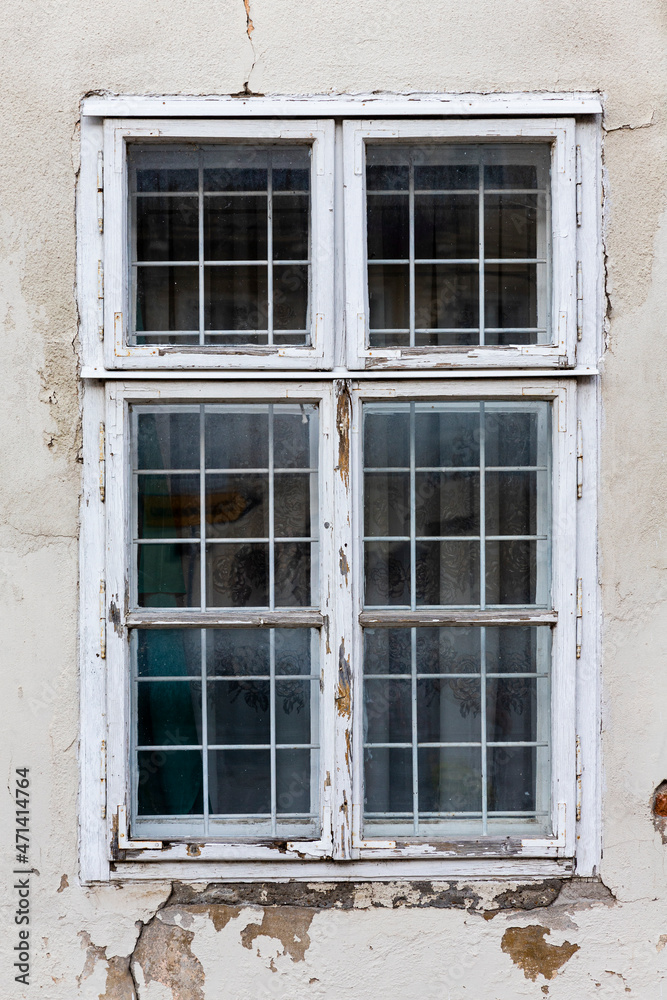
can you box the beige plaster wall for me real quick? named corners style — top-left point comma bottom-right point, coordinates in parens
top-left (0, 1), bottom-right (666, 996)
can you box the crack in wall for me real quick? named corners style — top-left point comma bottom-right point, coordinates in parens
top-left (240, 0), bottom-right (257, 96)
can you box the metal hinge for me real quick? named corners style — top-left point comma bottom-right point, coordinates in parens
top-left (576, 735), bottom-right (582, 822)
top-left (116, 805), bottom-right (163, 851)
top-left (97, 151), bottom-right (104, 234)
top-left (575, 144), bottom-right (582, 227)
top-left (97, 260), bottom-right (104, 341)
top-left (576, 261), bottom-right (583, 341)
top-left (576, 577), bottom-right (583, 659)
top-left (99, 577), bottom-right (106, 660)
top-left (576, 419), bottom-right (583, 498)
top-left (100, 739), bottom-right (107, 819)
top-left (99, 422), bottom-right (105, 502)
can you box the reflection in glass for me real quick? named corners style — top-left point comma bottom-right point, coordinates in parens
top-left (129, 144), bottom-right (311, 346)
top-left (362, 626), bottom-right (551, 836)
top-left (132, 403), bottom-right (318, 610)
top-left (134, 628), bottom-right (319, 835)
top-left (365, 143), bottom-right (550, 348)
top-left (363, 401), bottom-right (550, 610)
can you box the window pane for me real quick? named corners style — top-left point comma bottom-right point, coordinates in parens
top-left (129, 144), bottom-right (311, 347)
top-left (363, 402), bottom-right (550, 610)
top-left (133, 628), bottom-right (319, 837)
top-left (362, 626), bottom-right (551, 837)
top-left (132, 403), bottom-right (319, 610)
top-left (365, 143), bottom-right (550, 349)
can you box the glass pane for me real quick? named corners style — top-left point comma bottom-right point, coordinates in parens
top-left (137, 750), bottom-right (203, 816)
top-left (207, 542), bottom-right (269, 607)
top-left (364, 748), bottom-right (412, 814)
top-left (138, 681), bottom-right (201, 746)
top-left (418, 747), bottom-right (482, 813)
top-left (273, 264), bottom-right (308, 331)
top-left (129, 143), bottom-right (311, 347)
top-left (414, 195), bottom-right (478, 260)
top-left (364, 472), bottom-right (410, 537)
top-left (136, 197), bottom-right (198, 261)
top-left (364, 143), bottom-right (550, 348)
top-left (204, 195), bottom-right (267, 261)
top-left (276, 749), bottom-right (314, 814)
top-left (274, 474), bottom-right (312, 537)
top-left (276, 680), bottom-right (315, 743)
top-left (367, 195), bottom-right (409, 260)
top-left (273, 196), bottom-right (309, 260)
top-left (206, 407), bottom-right (269, 470)
top-left (364, 628), bottom-right (412, 675)
top-left (362, 625), bottom-right (551, 836)
top-left (415, 541), bottom-right (480, 606)
top-left (205, 474), bottom-right (268, 538)
top-left (207, 629), bottom-right (270, 677)
top-left (137, 475), bottom-right (200, 539)
top-left (137, 543), bottom-right (201, 607)
top-left (136, 628), bottom-right (201, 678)
top-left (205, 265), bottom-right (268, 333)
top-left (136, 266), bottom-right (198, 334)
top-left (368, 264), bottom-right (409, 333)
top-left (274, 542), bottom-right (316, 607)
top-left (414, 471), bottom-right (479, 536)
top-left (414, 264), bottom-right (478, 330)
top-left (207, 680), bottom-right (270, 745)
top-left (363, 402), bottom-right (549, 611)
top-left (365, 541), bottom-right (410, 606)
top-left (417, 627), bottom-right (481, 674)
top-left (137, 410), bottom-right (200, 470)
top-left (209, 750), bottom-right (271, 814)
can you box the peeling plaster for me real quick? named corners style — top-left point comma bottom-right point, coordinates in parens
top-left (501, 925), bottom-right (580, 982)
top-left (240, 906), bottom-right (314, 963)
top-left (131, 915), bottom-right (205, 1000)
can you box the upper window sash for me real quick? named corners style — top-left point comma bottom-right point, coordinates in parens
top-left (343, 118), bottom-right (577, 371)
top-left (102, 119), bottom-right (335, 370)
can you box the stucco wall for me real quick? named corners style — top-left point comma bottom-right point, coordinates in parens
top-left (0, 1), bottom-right (666, 996)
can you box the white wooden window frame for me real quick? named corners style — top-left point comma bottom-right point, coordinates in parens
top-left (78, 96), bottom-right (601, 883)
top-left (343, 118), bottom-right (577, 371)
top-left (102, 119), bottom-right (335, 371)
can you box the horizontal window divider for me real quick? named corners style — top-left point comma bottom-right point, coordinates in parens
top-left (368, 258), bottom-right (546, 265)
top-left (363, 466), bottom-right (548, 472)
top-left (363, 534), bottom-right (548, 542)
top-left (133, 189), bottom-right (310, 199)
top-left (359, 609), bottom-right (557, 627)
top-left (82, 366), bottom-right (598, 379)
top-left (366, 187), bottom-right (548, 196)
top-left (126, 609), bottom-right (324, 628)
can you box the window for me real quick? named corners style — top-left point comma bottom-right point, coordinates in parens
top-left (78, 95), bottom-right (601, 881)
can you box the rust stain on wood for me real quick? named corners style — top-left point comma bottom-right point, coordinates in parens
top-left (335, 382), bottom-right (351, 490)
top-left (336, 640), bottom-right (351, 717)
top-left (501, 925), bottom-right (579, 982)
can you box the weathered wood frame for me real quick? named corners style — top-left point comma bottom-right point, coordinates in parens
top-left (78, 99), bottom-right (601, 883)
top-left (343, 118), bottom-right (577, 371)
top-left (102, 119), bottom-right (335, 371)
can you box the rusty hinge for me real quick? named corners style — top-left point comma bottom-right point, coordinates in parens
top-left (576, 261), bottom-right (583, 341)
top-left (97, 260), bottom-right (104, 341)
top-left (100, 739), bottom-right (107, 819)
top-left (576, 735), bottom-right (582, 822)
top-left (576, 577), bottom-right (583, 659)
top-left (97, 150), bottom-right (104, 234)
top-left (116, 805), bottom-right (163, 851)
top-left (576, 419), bottom-right (583, 498)
top-left (99, 577), bottom-right (106, 660)
top-left (99, 421), bottom-right (106, 503)
top-left (575, 144), bottom-right (582, 227)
